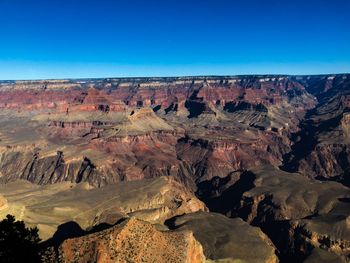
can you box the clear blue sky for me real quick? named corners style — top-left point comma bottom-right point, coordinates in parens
top-left (0, 0), bottom-right (349, 79)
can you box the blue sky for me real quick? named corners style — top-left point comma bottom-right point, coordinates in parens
top-left (0, 0), bottom-right (349, 79)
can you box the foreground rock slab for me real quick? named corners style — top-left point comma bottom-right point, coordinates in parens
top-left (59, 217), bottom-right (205, 263)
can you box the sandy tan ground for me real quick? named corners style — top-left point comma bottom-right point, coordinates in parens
top-left (0, 177), bottom-right (206, 240)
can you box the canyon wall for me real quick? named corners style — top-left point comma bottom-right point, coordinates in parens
top-left (0, 76), bottom-right (317, 188)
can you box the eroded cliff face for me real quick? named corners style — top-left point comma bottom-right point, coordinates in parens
top-left (282, 75), bottom-right (350, 186)
top-left (0, 76), bottom-right (316, 188)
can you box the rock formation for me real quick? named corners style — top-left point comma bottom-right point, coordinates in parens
top-left (200, 166), bottom-right (350, 261)
top-left (1, 74), bottom-right (350, 262)
top-left (0, 76), bottom-right (316, 188)
top-left (59, 218), bottom-right (205, 263)
top-left (167, 211), bottom-right (278, 263)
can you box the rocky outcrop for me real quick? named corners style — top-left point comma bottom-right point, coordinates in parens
top-left (167, 212), bottom-right (278, 263)
top-left (236, 168), bottom-right (350, 223)
top-left (59, 218), bottom-right (205, 263)
top-left (205, 166), bottom-right (350, 261)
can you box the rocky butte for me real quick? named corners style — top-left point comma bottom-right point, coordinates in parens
top-left (0, 74), bottom-right (350, 262)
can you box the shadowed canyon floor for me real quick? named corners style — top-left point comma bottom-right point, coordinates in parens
top-left (1, 75), bottom-right (350, 262)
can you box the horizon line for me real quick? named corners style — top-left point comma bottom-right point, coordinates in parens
top-left (0, 72), bottom-right (349, 82)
